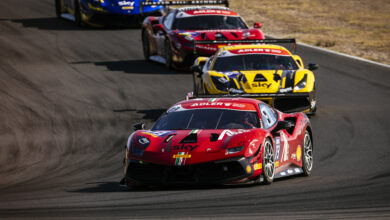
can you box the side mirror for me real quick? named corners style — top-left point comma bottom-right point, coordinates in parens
top-left (254, 22), bottom-right (263, 29)
top-left (308, 63), bottom-right (319, 71)
top-left (133, 122), bottom-right (145, 131)
top-left (190, 65), bottom-right (202, 73)
top-left (152, 24), bottom-right (165, 32)
top-left (273, 120), bottom-right (294, 132)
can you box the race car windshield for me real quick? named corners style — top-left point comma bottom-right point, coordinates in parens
top-left (213, 54), bottom-right (299, 71)
top-left (152, 109), bottom-right (259, 130)
top-left (173, 15), bottom-right (247, 30)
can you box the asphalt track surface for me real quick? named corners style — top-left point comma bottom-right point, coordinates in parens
top-left (0, 0), bottom-right (390, 219)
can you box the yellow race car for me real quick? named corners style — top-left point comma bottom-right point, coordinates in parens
top-left (190, 39), bottom-right (319, 114)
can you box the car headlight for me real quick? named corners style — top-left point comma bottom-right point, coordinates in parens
top-left (294, 74), bottom-right (307, 91)
top-left (211, 76), bottom-right (230, 92)
top-left (226, 146), bottom-right (245, 155)
top-left (183, 35), bottom-right (194, 41)
top-left (175, 41), bottom-right (182, 49)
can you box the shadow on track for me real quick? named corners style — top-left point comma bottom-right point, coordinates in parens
top-left (8, 17), bottom-right (141, 31)
top-left (69, 181), bottom-right (258, 193)
top-left (113, 109), bottom-right (166, 121)
top-left (72, 60), bottom-right (186, 75)
top-left (9, 17), bottom-right (86, 31)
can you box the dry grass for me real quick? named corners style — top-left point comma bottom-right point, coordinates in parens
top-left (230, 0), bottom-right (390, 64)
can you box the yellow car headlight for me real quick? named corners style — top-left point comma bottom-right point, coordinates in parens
top-left (294, 74), bottom-right (307, 91)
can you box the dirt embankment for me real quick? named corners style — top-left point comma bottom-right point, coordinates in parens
top-left (231, 0), bottom-right (390, 65)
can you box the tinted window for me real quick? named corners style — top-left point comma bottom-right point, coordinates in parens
top-left (173, 15), bottom-right (247, 30)
top-left (213, 54), bottom-right (299, 72)
top-left (152, 109), bottom-right (259, 130)
top-left (163, 12), bottom-right (175, 30)
top-left (259, 104), bottom-right (277, 129)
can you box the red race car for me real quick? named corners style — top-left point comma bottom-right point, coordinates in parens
top-left (121, 98), bottom-right (313, 188)
top-left (141, 1), bottom-right (265, 69)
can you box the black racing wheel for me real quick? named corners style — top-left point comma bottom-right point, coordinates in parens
top-left (262, 138), bottom-right (275, 184)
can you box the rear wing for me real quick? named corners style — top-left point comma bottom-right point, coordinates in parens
top-left (141, 0), bottom-right (229, 7)
top-left (186, 92), bottom-right (311, 113)
top-left (141, 0), bottom-right (229, 14)
top-left (194, 39), bottom-right (297, 54)
top-left (187, 92), bottom-right (309, 99)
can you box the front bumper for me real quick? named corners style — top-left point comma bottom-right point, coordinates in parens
top-left (125, 157), bottom-right (254, 185)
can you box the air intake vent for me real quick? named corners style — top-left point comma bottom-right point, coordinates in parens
top-left (254, 74), bottom-right (267, 82)
top-left (180, 133), bottom-right (197, 143)
top-left (210, 133), bottom-right (219, 142)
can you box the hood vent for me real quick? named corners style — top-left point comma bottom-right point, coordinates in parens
top-left (231, 32), bottom-right (238, 38)
top-left (254, 74), bottom-right (267, 82)
top-left (215, 32), bottom-right (227, 40)
top-left (180, 133), bottom-right (197, 143)
top-left (210, 133), bottom-right (219, 142)
top-left (164, 134), bottom-right (175, 143)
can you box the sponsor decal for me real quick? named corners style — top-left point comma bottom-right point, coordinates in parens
top-left (296, 145), bottom-right (302, 161)
top-left (218, 129), bottom-right (250, 140)
top-left (274, 137), bottom-right (281, 161)
top-left (174, 152), bottom-right (191, 166)
top-left (275, 161), bottom-right (279, 168)
top-left (230, 48), bottom-right (290, 56)
top-left (118, 0), bottom-right (134, 9)
top-left (254, 163), bottom-right (262, 171)
top-left (185, 9), bottom-right (238, 16)
top-left (173, 153), bottom-right (191, 159)
top-left (208, 98), bottom-right (217, 102)
top-left (196, 44), bottom-right (218, 51)
top-left (252, 82), bottom-right (272, 88)
top-left (118, 1), bottom-right (134, 6)
top-left (172, 144), bottom-right (198, 152)
top-left (142, 130), bottom-right (174, 137)
top-left (246, 165), bottom-right (252, 174)
top-left (189, 129), bottom-right (201, 134)
top-left (280, 132), bottom-right (289, 162)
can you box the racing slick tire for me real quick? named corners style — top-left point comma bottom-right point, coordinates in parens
top-left (55, 0), bottom-right (62, 19)
top-left (74, 0), bottom-right (83, 27)
top-left (164, 40), bottom-right (173, 69)
top-left (302, 130), bottom-right (313, 176)
top-left (262, 138), bottom-right (275, 184)
top-left (142, 29), bottom-right (151, 60)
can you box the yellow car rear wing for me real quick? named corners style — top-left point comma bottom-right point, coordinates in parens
top-left (193, 39), bottom-right (297, 54)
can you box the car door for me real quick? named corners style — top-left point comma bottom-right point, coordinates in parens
top-left (259, 104), bottom-right (295, 169)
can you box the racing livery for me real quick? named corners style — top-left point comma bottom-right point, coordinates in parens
top-left (55, 0), bottom-right (164, 27)
top-left (121, 98), bottom-right (313, 187)
top-left (190, 41), bottom-right (319, 114)
top-left (141, 1), bottom-right (265, 69)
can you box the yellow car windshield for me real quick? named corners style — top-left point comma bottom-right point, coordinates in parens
top-left (213, 54), bottom-right (298, 72)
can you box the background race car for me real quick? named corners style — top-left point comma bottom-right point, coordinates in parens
top-left (190, 39), bottom-right (319, 114)
top-left (55, 0), bottom-right (164, 27)
top-left (141, 0), bottom-right (265, 69)
top-left (121, 98), bottom-right (313, 188)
